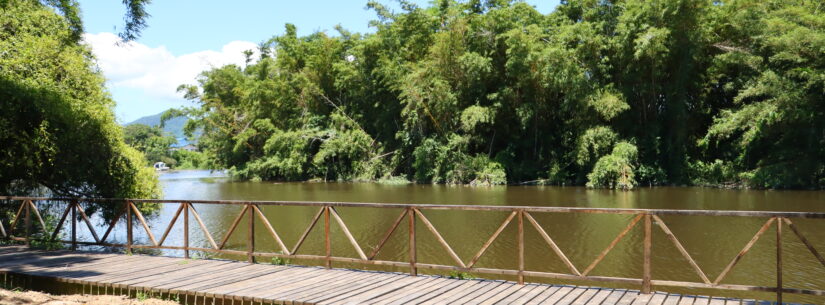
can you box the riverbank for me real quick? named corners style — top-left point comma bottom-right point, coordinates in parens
top-left (0, 288), bottom-right (177, 305)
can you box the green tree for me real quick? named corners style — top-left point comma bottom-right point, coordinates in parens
top-left (0, 1), bottom-right (160, 205)
top-left (174, 0), bottom-right (825, 190)
top-left (123, 124), bottom-right (178, 166)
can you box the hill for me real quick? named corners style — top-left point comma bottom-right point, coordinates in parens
top-left (126, 111), bottom-right (194, 146)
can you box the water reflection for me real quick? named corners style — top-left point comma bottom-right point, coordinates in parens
top-left (71, 170), bottom-right (825, 303)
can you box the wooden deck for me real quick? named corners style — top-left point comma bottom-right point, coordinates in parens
top-left (0, 246), bottom-right (790, 305)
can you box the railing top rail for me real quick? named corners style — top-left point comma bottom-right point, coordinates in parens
top-left (2, 196), bottom-right (824, 218)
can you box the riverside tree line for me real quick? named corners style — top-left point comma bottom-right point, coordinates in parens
top-left (1, 0), bottom-right (823, 204)
top-left (172, 0), bottom-right (825, 189)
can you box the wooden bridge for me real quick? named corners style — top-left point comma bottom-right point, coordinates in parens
top-left (2, 196), bottom-right (825, 304)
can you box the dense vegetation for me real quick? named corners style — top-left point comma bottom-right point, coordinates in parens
top-left (123, 123), bottom-right (209, 169)
top-left (0, 0), bottom-right (159, 201)
top-left (176, 0), bottom-right (824, 189)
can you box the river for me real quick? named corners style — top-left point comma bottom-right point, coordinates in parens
top-left (86, 170), bottom-right (825, 303)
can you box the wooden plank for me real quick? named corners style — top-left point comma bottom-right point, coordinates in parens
top-left (329, 207), bottom-right (368, 260)
top-left (643, 214), bottom-right (652, 294)
top-left (368, 277), bottom-right (450, 304)
top-left (584, 289), bottom-right (615, 305)
top-left (291, 206), bottom-right (324, 254)
top-left (629, 291), bottom-right (653, 305)
top-left (282, 271), bottom-right (396, 304)
top-left (473, 282), bottom-right (528, 305)
top-left (507, 285), bottom-right (560, 304)
top-left (121, 260), bottom-right (239, 288)
top-left (195, 265), bottom-right (292, 299)
top-left (646, 292), bottom-right (668, 305)
top-left (783, 218), bottom-right (825, 268)
top-left (616, 290), bottom-right (641, 305)
top-left (212, 266), bottom-right (333, 298)
top-left (652, 215), bottom-right (710, 284)
top-left (662, 293), bottom-right (683, 305)
top-left (170, 266), bottom-right (285, 300)
top-left (678, 295), bottom-right (697, 305)
top-left (47, 255), bottom-right (154, 281)
top-left (388, 276), bottom-right (470, 305)
top-left (449, 281), bottom-right (507, 304)
top-left (323, 275), bottom-right (430, 305)
top-left (130, 202), bottom-right (158, 246)
top-left (277, 270), bottom-right (387, 304)
top-left (253, 205), bottom-right (290, 254)
top-left (0, 255), bottom-right (100, 275)
top-left (75, 203), bottom-right (101, 243)
top-left (302, 272), bottom-right (408, 305)
top-left (525, 212), bottom-right (582, 276)
top-left (49, 204), bottom-right (72, 240)
top-left (417, 279), bottom-right (489, 305)
top-left (189, 204), bottom-right (220, 249)
top-left (218, 205), bottom-right (248, 249)
top-left (467, 211), bottom-right (516, 268)
top-left (461, 281), bottom-right (518, 305)
top-left (157, 203), bottom-right (185, 246)
top-left (203, 266), bottom-right (327, 298)
top-left (85, 257), bottom-right (221, 285)
top-left (12, 253), bottom-right (128, 275)
top-left (551, 286), bottom-right (589, 305)
top-left (153, 263), bottom-right (264, 291)
top-left (0, 252), bottom-right (91, 269)
top-left (261, 269), bottom-right (369, 301)
top-left (490, 284), bottom-right (541, 305)
top-left (0, 246), bottom-right (774, 305)
top-left (691, 296), bottom-right (710, 305)
top-left (569, 288), bottom-right (601, 305)
top-left (69, 258), bottom-right (197, 286)
top-left (368, 209), bottom-right (407, 260)
top-left (714, 218), bottom-right (776, 285)
top-left (414, 209), bottom-right (466, 268)
top-left (8, 196), bottom-right (825, 219)
top-left (708, 297), bottom-right (726, 305)
top-left (528, 285), bottom-right (573, 305)
top-left (599, 289), bottom-right (629, 305)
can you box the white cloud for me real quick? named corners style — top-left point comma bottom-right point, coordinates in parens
top-left (82, 32), bottom-right (258, 101)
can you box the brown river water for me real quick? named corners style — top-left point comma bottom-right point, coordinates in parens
top-left (66, 171), bottom-right (825, 303)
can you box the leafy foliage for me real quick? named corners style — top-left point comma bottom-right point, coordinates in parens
top-left (177, 0), bottom-right (825, 189)
top-left (123, 124), bottom-right (177, 166)
top-left (0, 1), bottom-right (160, 203)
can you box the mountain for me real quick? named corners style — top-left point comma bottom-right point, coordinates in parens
top-left (126, 111), bottom-right (195, 146)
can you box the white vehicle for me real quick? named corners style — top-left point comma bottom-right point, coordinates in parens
top-left (153, 162), bottom-right (170, 171)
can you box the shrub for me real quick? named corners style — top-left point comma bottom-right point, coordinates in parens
top-left (586, 142), bottom-right (638, 190)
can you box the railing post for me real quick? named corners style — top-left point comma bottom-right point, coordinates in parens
top-left (71, 200), bottom-right (77, 251)
top-left (409, 207), bottom-right (417, 276)
top-left (642, 213), bottom-right (652, 294)
top-left (183, 202), bottom-right (189, 259)
top-left (24, 200), bottom-right (31, 247)
top-left (776, 217), bottom-right (783, 304)
top-left (324, 206), bottom-right (331, 269)
top-left (126, 201), bottom-right (133, 255)
top-left (518, 209), bottom-right (524, 285)
top-left (247, 204), bottom-right (255, 263)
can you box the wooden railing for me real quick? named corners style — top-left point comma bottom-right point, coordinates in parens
top-left (2, 196), bottom-right (825, 303)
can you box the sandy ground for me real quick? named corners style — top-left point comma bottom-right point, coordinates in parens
top-left (0, 288), bottom-right (179, 305)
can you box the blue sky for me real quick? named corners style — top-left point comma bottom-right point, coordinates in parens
top-left (78, 0), bottom-right (560, 123)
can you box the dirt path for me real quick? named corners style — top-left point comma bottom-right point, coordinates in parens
top-left (0, 288), bottom-right (178, 305)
